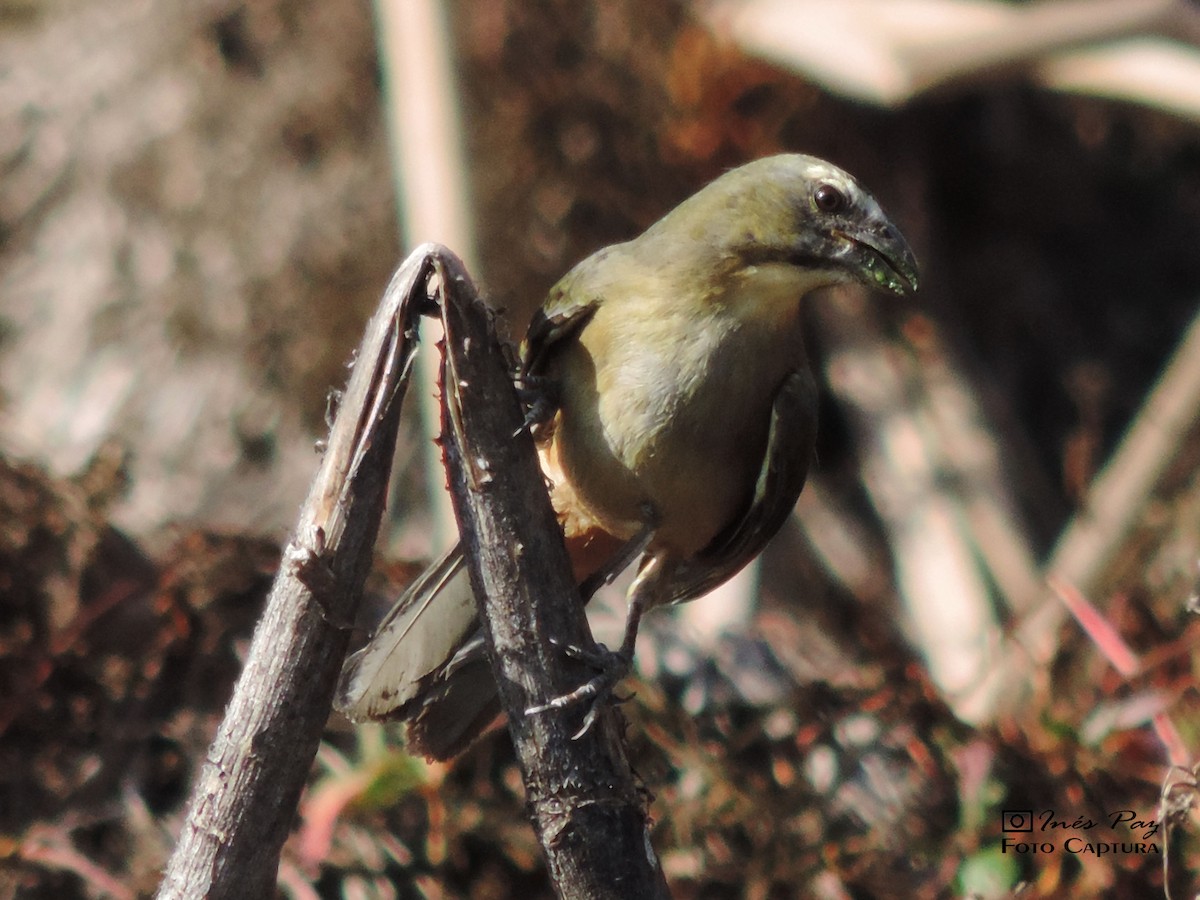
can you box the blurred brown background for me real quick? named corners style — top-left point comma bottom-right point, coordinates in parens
top-left (3, 1), bottom-right (1200, 897)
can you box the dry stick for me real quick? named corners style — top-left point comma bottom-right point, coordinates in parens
top-left (708, 0), bottom-right (1197, 108)
top-left (903, 0), bottom-right (1186, 97)
top-left (433, 250), bottom-right (670, 900)
top-left (815, 293), bottom-right (1036, 723)
top-left (157, 249), bottom-right (430, 898)
top-left (373, 0), bottom-right (476, 551)
top-left (159, 244), bottom-right (666, 898)
top-left (1015, 305), bottom-right (1200, 675)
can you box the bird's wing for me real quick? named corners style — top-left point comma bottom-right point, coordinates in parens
top-left (661, 368), bottom-right (819, 604)
top-left (519, 264), bottom-right (603, 380)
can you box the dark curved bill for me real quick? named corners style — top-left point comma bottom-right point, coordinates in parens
top-left (841, 223), bottom-right (919, 296)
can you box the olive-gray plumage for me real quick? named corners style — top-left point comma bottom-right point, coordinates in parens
top-left (337, 154), bottom-right (917, 759)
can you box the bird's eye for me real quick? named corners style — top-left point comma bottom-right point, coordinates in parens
top-left (814, 184), bottom-right (847, 213)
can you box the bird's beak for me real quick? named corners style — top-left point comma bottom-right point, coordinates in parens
top-left (838, 220), bottom-right (919, 296)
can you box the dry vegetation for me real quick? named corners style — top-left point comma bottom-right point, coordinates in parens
top-left (2, 1), bottom-right (1199, 898)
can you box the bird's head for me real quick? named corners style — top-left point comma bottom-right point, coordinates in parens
top-left (646, 154), bottom-right (919, 300)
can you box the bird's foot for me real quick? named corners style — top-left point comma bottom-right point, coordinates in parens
top-left (513, 374), bottom-right (559, 436)
top-left (526, 639), bottom-right (633, 739)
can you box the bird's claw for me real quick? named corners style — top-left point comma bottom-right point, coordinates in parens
top-left (513, 374), bottom-right (559, 437)
top-left (526, 640), bottom-right (632, 738)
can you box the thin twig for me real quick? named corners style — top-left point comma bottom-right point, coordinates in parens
top-left (373, 0), bottom-right (476, 551)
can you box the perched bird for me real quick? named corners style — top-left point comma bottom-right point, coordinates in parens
top-left (336, 154), bottom-right (918, 760)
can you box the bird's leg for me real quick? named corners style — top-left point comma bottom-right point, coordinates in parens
top-left (527, 551), bottom-right (665, 738)
top-left (610, 552), bottom-right (660, 663)
top-left (578, 518), bottom-right (656, 602)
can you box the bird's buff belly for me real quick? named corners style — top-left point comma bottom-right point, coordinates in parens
top-left (545, 370), bottom-right (769, 558)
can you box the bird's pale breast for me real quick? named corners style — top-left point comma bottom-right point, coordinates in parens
top-left (547, 272), bottom-right (810, 558)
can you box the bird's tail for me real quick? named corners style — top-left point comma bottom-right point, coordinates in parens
top-left (335, 543), bottom-right (501, 759)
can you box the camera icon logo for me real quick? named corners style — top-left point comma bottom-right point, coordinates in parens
top-left (1001, 810), bottom-right (1033, 833)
